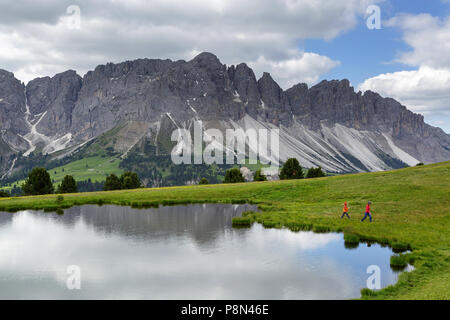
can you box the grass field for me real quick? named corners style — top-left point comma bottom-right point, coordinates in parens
top-left (48, 156), bottom-right (123, 184)
top-left (0, 161), bottom-right (449, 299)
top-left (1, 156), bottom-right (123, 191)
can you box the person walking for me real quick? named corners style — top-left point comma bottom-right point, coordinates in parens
top-left (361, 201), bottom-right (373, 222)
top-left (341, 202), bottom-right (350, 219)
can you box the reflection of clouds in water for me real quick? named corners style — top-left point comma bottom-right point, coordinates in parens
top-left (0, 208), bottom-right (393, 299)
top-left (245, 226), bottom-right (340, 251)
top-left (0, 211), bottom-right (113, 285)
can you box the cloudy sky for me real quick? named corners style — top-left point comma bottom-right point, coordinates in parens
top-left (0, 0), bottom-right (449, 132)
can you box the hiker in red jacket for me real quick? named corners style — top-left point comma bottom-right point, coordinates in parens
top-left (361, 201), bottom-right (372, 222)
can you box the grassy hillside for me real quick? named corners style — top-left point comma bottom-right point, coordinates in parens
top-left (0, 161), bottom-right (449, 299)
top-left (0, 156), bottom-right (123, 191)
top-left (48, 156), bottom-right (123, 184)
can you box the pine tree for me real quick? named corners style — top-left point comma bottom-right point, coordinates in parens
top-left (22, 168), bottom-right (54, 196)
top-left (103, 174), bottom-right (122, 191)
top-left (280, 158), bottom-right (304, 180)
top-left (223, 168), bottom-right (245, 183)
top-left (120, 172), bottom-right (141, 189)
top-left (306, 167), bottom-right (326, 179)
top-left (57, 175), bottom-right (78, 194)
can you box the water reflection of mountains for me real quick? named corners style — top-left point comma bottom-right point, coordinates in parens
top-left (58, 204), bottom-right (256, 244)
top-left (0, 212), bottom-right (13, 225)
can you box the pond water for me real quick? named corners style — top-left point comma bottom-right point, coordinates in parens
top-left (0, 204), bottom-right (407, 299)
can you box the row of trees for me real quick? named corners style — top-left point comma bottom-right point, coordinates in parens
top-left (0, 190), bottom-right (9, 197)
top-left (2, 159), bottom-right (322, 195)
top-left (120, 152), bottom-right (234, 187)
top-left (280, 158), bottom-right (325, 180)
top-left (18, 167), bottom-right (142, 196)
top-left (103, 172), bottom-right (142, 191)
top-left (201, 159), bottom-right (325, 184)
top-left (199, 168), bottom-right (266, 185)
top-left (21, 168), bottom-right (79, 195)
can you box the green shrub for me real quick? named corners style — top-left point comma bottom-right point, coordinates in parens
top-left (263, 220), bottom-right (277, 228)
top-left (161, 200), bottom-right (181, 206)
top-left (0, 190), bottom-right (10, 197)
top-left (313, 225), bottom-right (330, 233)
top-left (344, 233), bottom-right (360, 243)
top-left (344, 241), bottom-right (359, 250)
top-left (232, 217), bottom-right (252, 227)
top-left (285, 221), bottom-right (312, 231)
top-left (361, 288), bottom-right (378, 297)
top-left (131, 201), bottom-right (143, 209)
top-left (253, 169), bottom-right (267, 182)
top-left (131, 201), bottom-right (159, 209)
top-left (390, 255), bottom-right (408, 267)
top-left (43, 206), bottom-right (59, 213)
top-left (142, 201), bottom-right (159, 208)
top-left (392, 242), bottom-right (409, 253)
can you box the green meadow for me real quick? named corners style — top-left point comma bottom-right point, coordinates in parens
top-left (0, 161), bottom-right (449, 300)
top-left (1, 156), bottom-right (123, 191)
top-left (48, 156), bottom-right (123, 184)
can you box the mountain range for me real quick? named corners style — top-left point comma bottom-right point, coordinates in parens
top-left (1, 52), bottom-right (450, 184)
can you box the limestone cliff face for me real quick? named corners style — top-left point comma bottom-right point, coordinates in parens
top-left (0, 70), bottom-right (28, 150)
top-left (26, 70), bottom-right (82, 137)
top-left (0, 52), bottom-right (449, 175)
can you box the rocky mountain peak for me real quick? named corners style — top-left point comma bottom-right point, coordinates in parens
top-left (0, 69), bottom-right (18, 80)
top-left (257, 72), bottom-right (285, 109)
top-left (0, 53), bottom-right (449, 177)
top-left (190, 52), bottom-right (223, 70)
top-left (229, 63), bottom-right (260, 104)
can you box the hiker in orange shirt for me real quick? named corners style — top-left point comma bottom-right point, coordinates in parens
top-left (341, 202), bottom-right (350, 219)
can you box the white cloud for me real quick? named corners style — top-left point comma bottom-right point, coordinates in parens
top-left (359, 14), bottom-right (450, 133)
top-left (359, 66), bottom-right (450, 114)
top-left (0, 0), bottom-right (377, 86)
top-left (386, 14), bottom-right (450, 69)
top-left (249, 52), bottom-right (340, 88)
